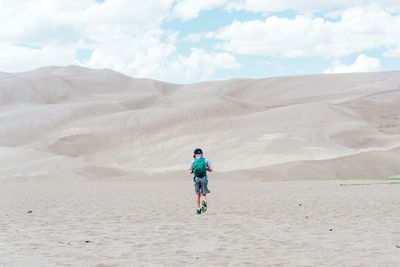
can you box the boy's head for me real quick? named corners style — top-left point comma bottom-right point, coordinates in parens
top-left (193, 148), bottom-right (203, 158)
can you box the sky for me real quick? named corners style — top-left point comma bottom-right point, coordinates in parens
top-left (0, 0), bottom-right (399, 84)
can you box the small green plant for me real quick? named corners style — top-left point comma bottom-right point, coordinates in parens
top-left (359, 137), bottom-right (371, 145)
top-left (340, 182), bottom-right (400, 186)
top-left (379, 124), bottom-right (397, 128)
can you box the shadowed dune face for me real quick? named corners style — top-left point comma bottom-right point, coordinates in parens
top-left (0, 66), bottom-right (399, 180)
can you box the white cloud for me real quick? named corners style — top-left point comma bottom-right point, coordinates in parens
top-left (86, 29), bottom-right (177, 80)
top-left (0, 0), bottom-right (91, 44)
top-left (184, 32), bottom-right (215, 42)
top-left (383, 46), bottom-right (400, 57)
top-left (226, 0), bottom-right (360, 13)
top-left (0, 0), bottom-right (175, 44)
top-left (226, 0), bottom-right (400, 13)
top-left (87, 35), bottom-right (239, 82)
top-left (182, 48), bottom-right (240, 80)
top-left (216, 4), bottom-right (400, 58)
top-left (0, 44), bottom-right (78, 72)
top-left (84, 29), bottom-right (239, 82)
top-left (170, 0), bottom-right (227, 21)
top-left (323, 54), bottom-right (381, 73)
top-left (0, 0), bottom-right (397, 82)
top-left (0, 0), bottom-right (239, 83)
top-left (84, 0), bottom-right (175, 38)
top-left (324, 9), bottom-right (345, 19)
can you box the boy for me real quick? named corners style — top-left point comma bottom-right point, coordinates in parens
top-left (189, 148), bottom-right (212, 214)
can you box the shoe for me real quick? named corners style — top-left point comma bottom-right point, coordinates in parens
top-left (201, 200), bottom-right (207, 213)
top-left (196, 209), bottom-right (201, 214)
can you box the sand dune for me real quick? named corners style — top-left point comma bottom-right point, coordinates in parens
top-left (0, 66), bottom-right (399, 180)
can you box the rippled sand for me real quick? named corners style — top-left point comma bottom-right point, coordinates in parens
top-left (1, 179), bottom-right (400, 266)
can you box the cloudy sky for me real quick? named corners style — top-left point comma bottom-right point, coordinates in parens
top-left (0, 0), bottom-right (399, 83)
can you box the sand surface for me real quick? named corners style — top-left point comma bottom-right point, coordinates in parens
top-left (1, 179), bottom-right (400, 266)
top-left (1, 66), bottom-right (400, 179)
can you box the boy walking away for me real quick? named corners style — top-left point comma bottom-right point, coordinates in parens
top-left (189, 148), bottom-right (212, 214)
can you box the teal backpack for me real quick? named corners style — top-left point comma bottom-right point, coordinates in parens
top-left (193, 157), bottom-right (207, 178)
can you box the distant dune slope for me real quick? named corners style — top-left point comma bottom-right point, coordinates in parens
top-left (1, 66), bottom-right (399, 179)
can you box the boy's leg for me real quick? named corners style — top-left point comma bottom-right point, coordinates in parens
top-left (196, 193), bottom-right (201, 209)
top-left (201, 194), bottom-right (207, 213)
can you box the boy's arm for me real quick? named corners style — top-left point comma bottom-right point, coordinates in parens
top-left (206, 159), bottom-right (213, 172)
top-left (189, 160), bottom-right (194, 174)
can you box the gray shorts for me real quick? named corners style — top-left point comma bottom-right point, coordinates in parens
top-left (194, 176), bottom-right (210, 194)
